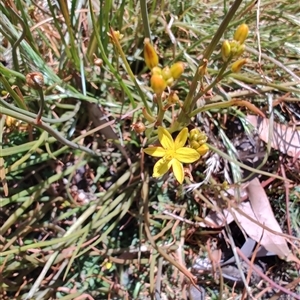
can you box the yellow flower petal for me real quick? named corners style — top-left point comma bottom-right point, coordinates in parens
top-left (175, 147), bottom-right (200, 163)
top-left (158, 126), bottom-right (174, 150)
top-left (174, 127), bottom-right (188, 149)
top-left (143, 146), bottom-right (166, 157)
top-left (153, 157), bottom-right (173, 177)
top-left (171, 159), bottom-right (184, 184)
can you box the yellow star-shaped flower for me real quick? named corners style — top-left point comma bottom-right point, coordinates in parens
top-left (143, 127), bottom-right (200, 184)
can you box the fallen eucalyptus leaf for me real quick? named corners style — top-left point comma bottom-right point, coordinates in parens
top-left (245, 178), bottom-right (290, 259)
top-left (203, 178), bottom-right (290, 259)
top-left (246, 115), bottom-right (300, 158)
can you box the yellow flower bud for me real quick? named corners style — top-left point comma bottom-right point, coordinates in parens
top-left (108, 30), bottom-right (124, 41)
top-left (150, 74), bottom-right (167, 94)
top-left (151, 66), bottom-right (162, 76)
top-left (234, 24), bottom-right (249, 44)
top-left (221, 40), bottom-right (231, 62)
top-left (170, 62), bottom-right (185, 80)
top-left (144, 38), bottom-right (159, 70)
top-left (5, 116), bottom-right (17, 127)
top-left (235, 44), bottom-right (246, 57)
top-left (190, 140), bottom-right (200, 150)
top-left (196, 144), bottom-right (209, 156)
top-left (189, 128), bottom-right (200, 141)
top-left (161, 66), bottom-right (172, 80)
top-left (189, 128), bottom-right (207, 144)
top-left (166, 77), bottom-right (174, 87)
top-left (231, 58), bottom-right (248, 73)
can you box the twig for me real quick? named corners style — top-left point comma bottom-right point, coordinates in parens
top-left (237, 248), bottom-right (300, 300)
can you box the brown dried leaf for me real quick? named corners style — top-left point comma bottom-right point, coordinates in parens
top-left (246, 115), bottom-right (300, 158)
top-left (245, 178), bottom-right (290, 258)
top-left (203, 179), bottom-right (290, 259)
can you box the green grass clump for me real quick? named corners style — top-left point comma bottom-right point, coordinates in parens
top-left (0, 0), bottom-right (299, 299)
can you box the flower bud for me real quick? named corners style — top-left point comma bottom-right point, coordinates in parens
top-left (189, 128), bottom-right (207, 144)
top-left (144, 38), bottom-right (159, 70)
top-left (5, 116), bottom-right (17, 127)
top-left (150, 74), bottom-right (167, 94)
top-left (170, 62), bottom-right (185, 80)
top-left (131, 121), bottom-right (146, 134)
top-left (234, 24), bottom-right (249, 44)
top-left (161, 66), bottom-right (172, 80)
top-left (93, 55), bottom-right (103, 67)
top-left (231, 58), bottom-right (248, 73)
top-left (190, 140), bottom-right (200, 150)
top-left (221, 40), bottom-right (231, 62)
top-left (189, 128), bottom-right (200, 141)
top-left (196, 144), bottom-right (209, 156)
top-left (151, 66), bottom-right (162, 76)
top-left (235, 44), bottom-right (246, 57)
top-left (26, 72), bottom-right (44, 89)
top-left (108, 30), bottom-right (124, 41)
top-left (166, 77), bottom-right (174, 87)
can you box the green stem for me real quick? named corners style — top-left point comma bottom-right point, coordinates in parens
top-left (0, 97), bottom-right (80, 124)
top-left (8, 6), bottom-right (26, 73)
top-left (35, 84), bottom-right (45, 124)
top-left (140, 0), bottom-right (151, 39)
top-left (175, 0), bottom-right (243, 127)
top-left (88, 0), bottom-right (138, 109)
top-left (191, 68), bottom-right (231, 107)
top-left (109, 28), bottom-right (150, 113)
top-left (0, 74), bottom-right (27, 110)
top-left (155, 94), bottom-right (165, 125)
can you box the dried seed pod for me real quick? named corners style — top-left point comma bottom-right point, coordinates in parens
top-left (131, 121), bottom-right (146, 134)
top-left (167, 91), bottom-right (179, 105)
top-left (26, 72), bottom-right (44, 89)
top-left (93, 55), bottom-right (103, 67)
